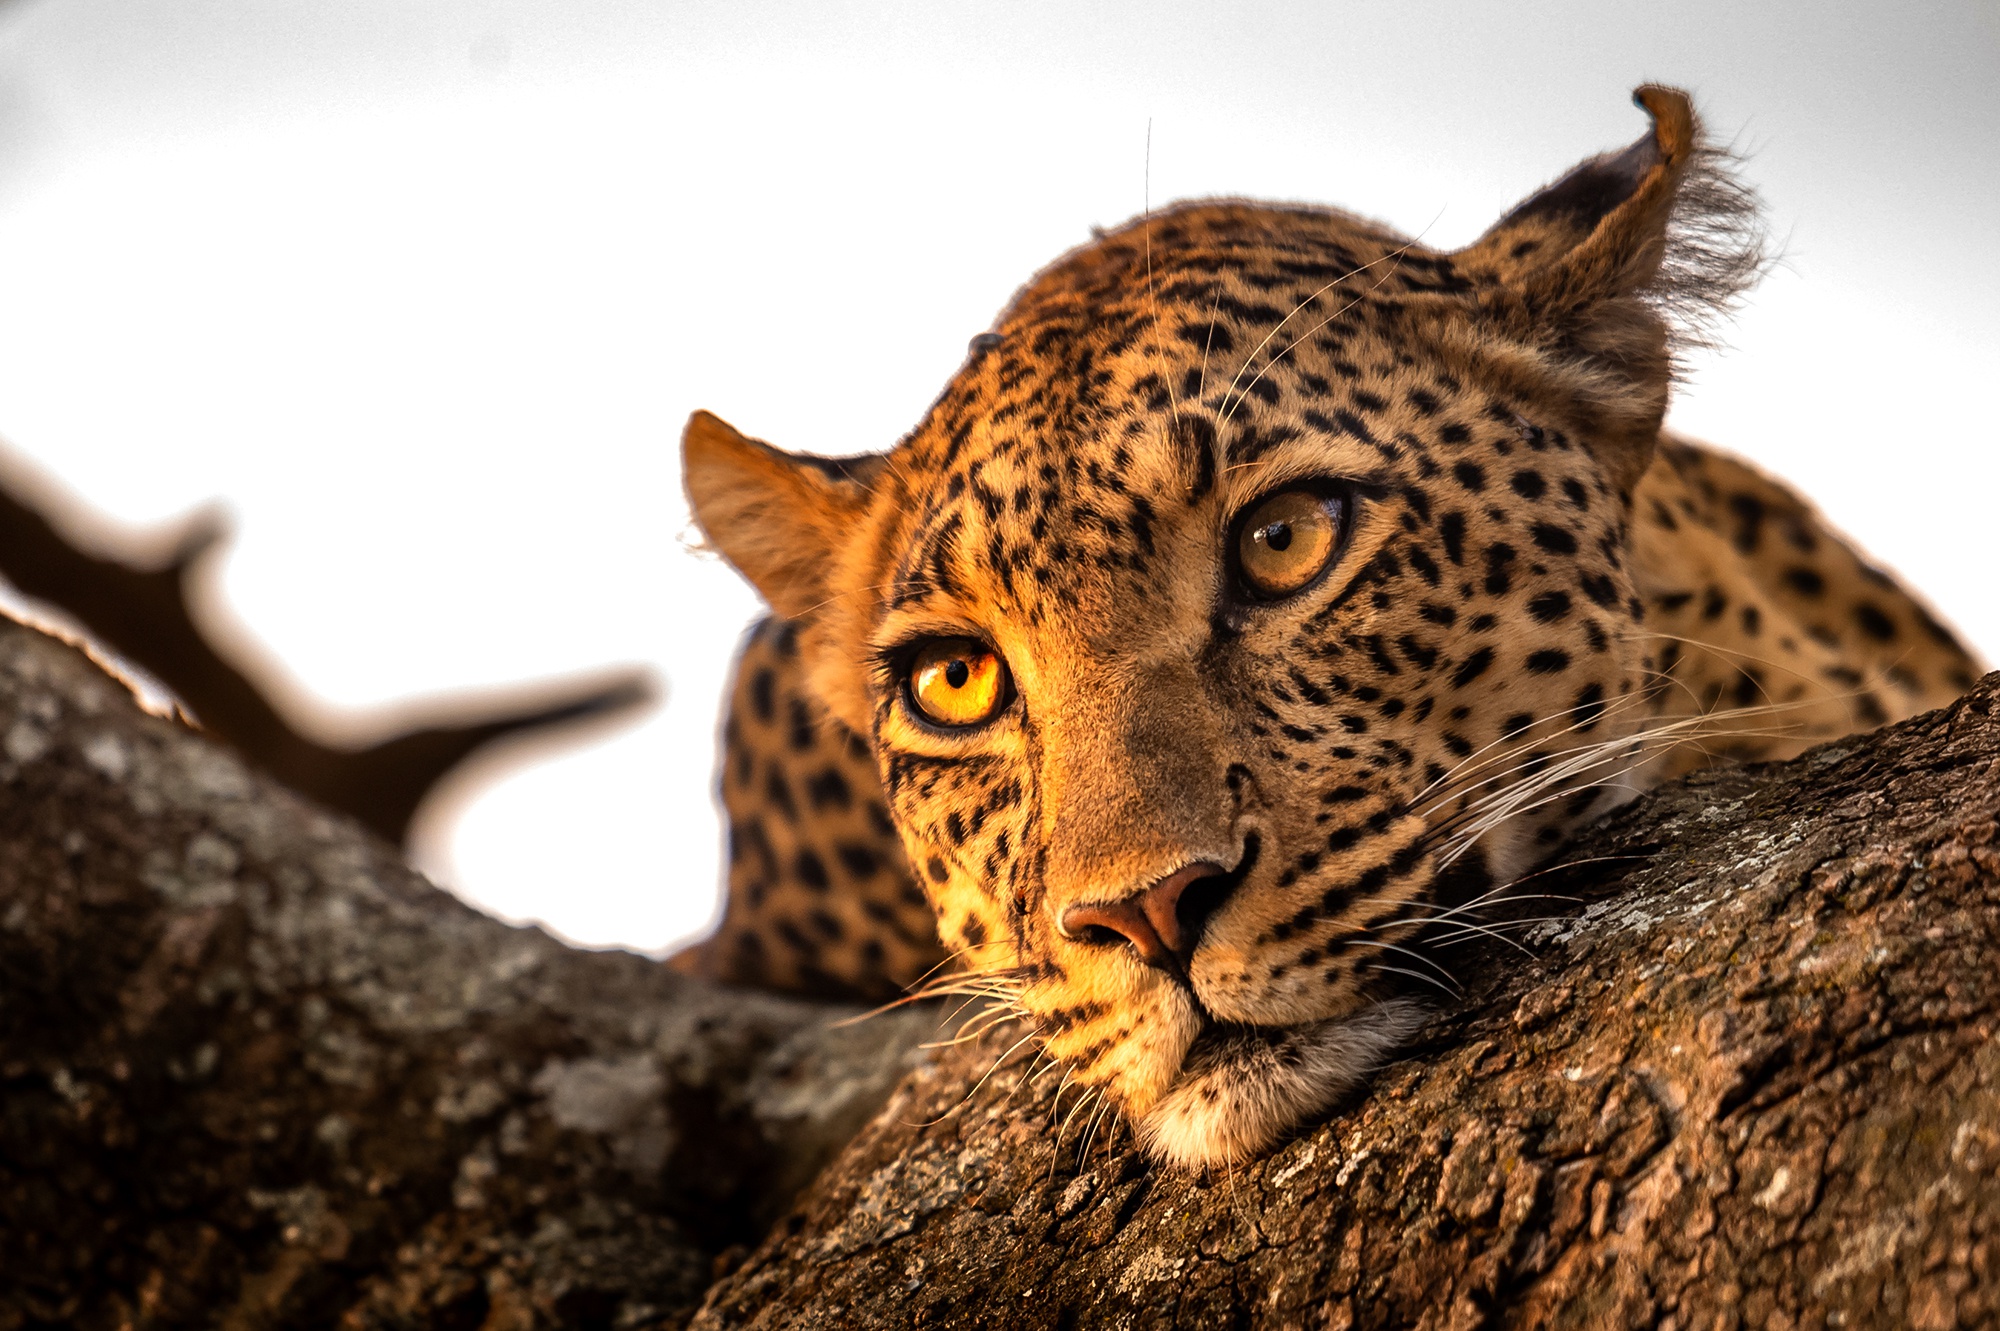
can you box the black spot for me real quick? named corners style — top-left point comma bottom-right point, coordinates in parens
top-left (793, 849), bottom-right (830, 892)
top-left (1510, 470), bottom-right (1546, 500)
top-left (1408, 547), bottom-right (1441, 585)
top-left (1526, 649), bottom-right (1570, 675)
top-left (1451, 647), bottom-right (1495, 689)
top-left (1530, 523), bottom-right (1577, 555)
top-left (1726, 492), bottom-right (1765, 554)
top-left (1853, 603), bottom-right (1896, 641)
top-left (1452, 461), bottom-right (1486, 492)
top-left (1572, 682), bottom-right (1605, 729)
top-left (805, 767), bottom-right (852, 810)
top-left (1527, 590), bottom-right (1572, 623)
top-left (787, 697), bottom-right (816, 750)
top-left (1784, 566), bottom-right (1826, 597)
top-left (763, 767), bottom-right (798, 822)
top-left (1579, 572), bottom-right (1620, 609)
top-left (1439, 513), bottom-right (1466, 565)
top-left (836, 843), bottom-right (881, 880)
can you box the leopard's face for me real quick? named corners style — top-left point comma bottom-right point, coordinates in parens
top-left (687, 87), bottom-right (1751, 1166)
top-left (854, 255), bottom-right (1654, 1168)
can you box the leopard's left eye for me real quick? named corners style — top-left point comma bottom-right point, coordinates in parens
top-left (1234, 488), bottom-right (1344, 599)
top-left (906, 638), bottom-right (1009, 728)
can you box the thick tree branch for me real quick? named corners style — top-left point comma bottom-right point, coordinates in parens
top-left (0, 617), bottom-right (932, 1329)
top-left (4, 606), bottom-right (1997, 1328)
top-left (693, 676), bottom-right (2000, 1330)
top-left (0, 456), bottom-right (653, 845)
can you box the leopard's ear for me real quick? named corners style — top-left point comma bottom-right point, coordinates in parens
top-left (1455, 86), bottom-right (1765, 482)
top-left (682, 411), bottom-right (883, 623)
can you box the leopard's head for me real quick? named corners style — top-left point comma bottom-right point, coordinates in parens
top-left (685, 87), bottom-right (1760, 1167)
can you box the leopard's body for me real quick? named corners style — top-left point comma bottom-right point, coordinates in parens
top-left (674, 88), bottom-right (1981, 1167)
top-left (672, 615), bottom-right (944, 1000)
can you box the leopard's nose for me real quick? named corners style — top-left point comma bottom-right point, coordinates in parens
top-left (1059, 861), bottom-right (1233, 970)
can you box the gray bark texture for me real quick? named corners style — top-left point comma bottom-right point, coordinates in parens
top-left (0, 618), bottom-right (938, 1330)
top-left (3, 616), bottom-right (1998, 1330)
top-left (691, 675), bottom-right (2000, 1330)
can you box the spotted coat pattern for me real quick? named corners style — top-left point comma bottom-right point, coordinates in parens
top-left (670, 617), bottom-right (944, 1000)
top-left (677, 87), bottom-right (1982, 1166)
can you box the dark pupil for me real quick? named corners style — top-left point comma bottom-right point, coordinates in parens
top-left (1262, 521), bottom-right (1293, 552)
top-left (945, 659), bottom-right (970, 689)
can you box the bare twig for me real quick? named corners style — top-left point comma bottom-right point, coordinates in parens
top-left (0, 452), bottom-right (654, 845)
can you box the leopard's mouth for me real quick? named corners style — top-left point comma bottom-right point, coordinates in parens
top-left (1135, 1000), bottom-right (1425, 1170)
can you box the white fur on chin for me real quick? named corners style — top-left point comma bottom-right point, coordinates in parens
top-left (1136, 1000), bottom-right (1427, 1171)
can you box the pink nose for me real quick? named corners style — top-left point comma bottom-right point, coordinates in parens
top-left (1059, 861), bottom-right (1233, 970)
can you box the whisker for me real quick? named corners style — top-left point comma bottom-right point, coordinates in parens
top-left (1196, 280), bottom-right (1224, 400)
top-left (1340, 938), bottom-right (1464, 992)
top-left (1218, 261), bottom-right (1405, 428)
top-left (1360, 962), bottom-right (1460, 997)
top-left (1423, 915), bottom-right (1579, 949)
top-left (909, 1026), bottom-right (1039, 1129)
top-left (1370, 890), bottom-right (1586, 933)
top-left (1211, 211), bottom-right (1443, 428)
top-left (1408, 687), bottom-right (1660, 810)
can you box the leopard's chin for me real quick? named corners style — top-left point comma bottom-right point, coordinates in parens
top-left (1134, 1000), bottom-right (1426, 1171)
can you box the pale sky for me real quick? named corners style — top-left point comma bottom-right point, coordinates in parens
top-left (0, 0), bottom-right (1992, 953)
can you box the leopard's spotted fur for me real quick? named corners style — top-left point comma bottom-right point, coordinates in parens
top-left (674, 87), bottom-right (1981, 1167)
top-left (670, 616), bottom-right (944, 999)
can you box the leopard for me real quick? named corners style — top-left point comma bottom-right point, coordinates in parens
top-left (671, 86), bottom-right (1983, 1169)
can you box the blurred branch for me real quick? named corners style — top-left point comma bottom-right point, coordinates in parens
top-left (0, 454), bottom-right (655, 846)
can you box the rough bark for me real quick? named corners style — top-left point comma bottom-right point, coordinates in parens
top-left (693, 675), bottom-right (2000, 1330)
top-left (6, 609), bottom-right (1999, 1330)
top-left (0, 617), bottom-right (936, 1330)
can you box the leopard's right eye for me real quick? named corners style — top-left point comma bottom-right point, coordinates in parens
top-left (1234, 487), bottom-right (1344, 599)
top-left (906, 638), bottom-right (1008, 728)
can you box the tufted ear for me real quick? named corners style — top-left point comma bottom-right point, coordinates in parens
top-left (1455, 86), bottom-right (1765, 484)
top-left (682, 411), bottom-right (883, 623)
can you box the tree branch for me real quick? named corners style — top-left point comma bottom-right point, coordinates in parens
top-left (0, 617), bottom-right (931, 1328)
top-left (4, 597), bottom-right (1996, 1328)
top-left (0, 454), bottom-right (654, 845)
top-left (692, 676), bottom-right (2000, 1329)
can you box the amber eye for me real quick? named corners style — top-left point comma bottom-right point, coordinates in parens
top-left (907, 638), bottom-right (1008, 728)
top-left (1236, 488), bottom-right (1343, 598)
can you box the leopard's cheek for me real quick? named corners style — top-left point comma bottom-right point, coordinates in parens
top-left (1190, 813), bottom-right (1434, 1026)
top-left (904, 841), bottom-right (1016, 969)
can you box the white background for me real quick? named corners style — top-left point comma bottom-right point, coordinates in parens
top-left (0, 0), bottom-right (1991, 954)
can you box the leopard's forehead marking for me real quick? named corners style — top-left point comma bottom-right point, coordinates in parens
top-left (874, 201), bottom-right (1474, 625)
